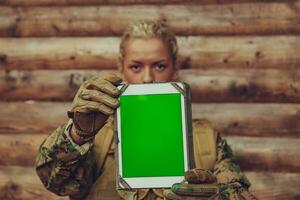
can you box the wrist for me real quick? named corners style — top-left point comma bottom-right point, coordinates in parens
top-left (70, 124), bottom-right (92, 145)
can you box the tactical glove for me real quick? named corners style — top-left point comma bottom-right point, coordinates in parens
top-left (164, 169), bottom-right (218, 200)
top-left (68, 74), bottom-right (122, 140)
top-left (164, 169), bottom-right (257, 200)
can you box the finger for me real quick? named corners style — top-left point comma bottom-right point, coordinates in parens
top-left (80, 89), bottom-right (119, 109)
top-left (90, 74), bottom-right (122, 86)
top-left (72, 99), bottom-right (114, 115)
top-left (172, 182), bottom-right (218, 197)
top-left (84, 78), bottom-right (121, 97)
top-left (185, 169), bottom-right (216, 184)
top-left (163, 190), bottom-right (183, 200)
top-left (102, 74), bottom-right (123, 86)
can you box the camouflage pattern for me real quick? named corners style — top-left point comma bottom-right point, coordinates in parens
top-left (36, 120), bottom-right (97, 199)
top-left (212, 133), bottom-right (257, 200)
top-left (36, 120), bottom-right (256, 200)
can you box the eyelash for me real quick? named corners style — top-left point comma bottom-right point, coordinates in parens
top-left (129, 63), bottom-right (167, 72)
top-left (155, 63), bottom-right (166, 71)
top-left (129, 64), bottom-right (141, 72)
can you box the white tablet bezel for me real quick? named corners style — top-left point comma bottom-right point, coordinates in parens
top-left (116, 82), bottom-right (190, 189)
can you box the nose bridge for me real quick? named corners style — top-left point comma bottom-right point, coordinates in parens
top-left (143, 65), bottom-right (154, 83)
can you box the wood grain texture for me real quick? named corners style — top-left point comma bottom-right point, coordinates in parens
top-left (0, 70), bottom-right (113, 101)
top-left (0, 133), bottom-right (299, 173)
top-left (0, 0), bottom-right (289, 6)
top-left (1, 69), bottom-right (300, 102)
top-left (192, 103), bottom-right (300, 137)
top-left (0, 3), bottom-right (300, 36)
top-left (246, 171), bottom-right (300, 200)
top-left (0, 166), bottom-right (67, 200)
top-left (0, 102), bottom-right (68, 135)
top-left (180, 69), bottom-right (300, 103)
top-left (0, 36), bottom-right (299, 70)
top-left (226, 136), bottom-right (300, 172)
top-left (0, 166), bottom-right (299, 200)
top-left (0, 102), bottom-right (299, 137)
top-left (0, 134), bottom-right (47, 166)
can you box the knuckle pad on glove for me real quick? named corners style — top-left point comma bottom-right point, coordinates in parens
top-left (103, 75), bottom-right (122, 85)
top-left (97, 104), bottom-right (114, 115)
top-left (185, 169), bottom-right (216, 184)
top-left (102, 82), bottom-right (120, 96)
top-left (73, 111), bottom-right (108, 136)
top-left (81, 89), bottom-right (118, 109)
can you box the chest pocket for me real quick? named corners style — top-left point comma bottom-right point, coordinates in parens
top-left (192, 119), bottom-right (217, 170)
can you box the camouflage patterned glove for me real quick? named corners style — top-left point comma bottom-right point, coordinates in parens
top-left (68, 74), bottom-right (122, 140)
top-left (165, 169), bottom-right (257, 200)
top-left (164, 169), bottom-right (218, 200)
top-left (185, 169), bottom-right (216, 184)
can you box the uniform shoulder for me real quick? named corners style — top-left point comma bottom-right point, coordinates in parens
top-left (192, 118), bottom-right (214, 129)
top-left (192, 119), bottom-right (217, 138)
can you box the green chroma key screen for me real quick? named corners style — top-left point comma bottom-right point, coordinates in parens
top-left (120, 93), bottom-right (185, 178)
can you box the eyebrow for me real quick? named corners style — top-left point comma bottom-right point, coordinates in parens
top-left (153, 60), bottom-right (167, 65)
top-left (130, 60), bottom-right (143, 64)
top-left (130, 59), bottom-right (167, 64)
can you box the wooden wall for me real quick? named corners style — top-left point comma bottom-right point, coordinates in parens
top-left (0, 0), bottom-right (300, 199)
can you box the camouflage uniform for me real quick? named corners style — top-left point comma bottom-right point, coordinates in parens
top-left (36, 117), bottom-right (252, 200)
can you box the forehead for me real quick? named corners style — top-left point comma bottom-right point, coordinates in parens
top-left (124, 38), bottom-right (171, 61)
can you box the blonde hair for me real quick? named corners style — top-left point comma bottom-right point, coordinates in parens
top-left (119, 20), bottom-right (178, 66)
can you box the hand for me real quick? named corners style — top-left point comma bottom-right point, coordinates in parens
top-left (68, 74), bottom-right (122, 142)
top-left (185, 168), bottom-right (216, 184)
top-left (164, 169), bottom-right (218, 200)
top-left (164, 169), bottom-right (257, 200)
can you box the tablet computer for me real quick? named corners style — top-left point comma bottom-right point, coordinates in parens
top-left (115, 82), bottom-right (193, 189)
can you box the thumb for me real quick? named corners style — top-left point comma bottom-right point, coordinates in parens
top-left (185, 169), bottom-right (216, 184)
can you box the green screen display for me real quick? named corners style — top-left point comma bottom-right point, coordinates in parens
top-left (120, 93), bottom-right (185, 178)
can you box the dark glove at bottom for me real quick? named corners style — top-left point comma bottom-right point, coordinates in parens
top-left (165, 169), bottom-right (257, 200)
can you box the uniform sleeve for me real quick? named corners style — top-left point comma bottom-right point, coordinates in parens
top-left (213, 133), bottom-right (256, 200)
top-left (35, 119), bottom-right (98, 199)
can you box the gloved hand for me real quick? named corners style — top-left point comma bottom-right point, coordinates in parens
top-left (163, 169), bottom-right (257, 200)
top-left (68, 74), bottom-right (122, 141)
top-left (164, 169), bottom-right (218, 200)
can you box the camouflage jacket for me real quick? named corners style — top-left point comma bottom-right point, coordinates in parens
top-left (36, 118), bottom-right (252, 200)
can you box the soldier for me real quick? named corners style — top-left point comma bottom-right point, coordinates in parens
top-left (36, 20), bottom-right (257, 200)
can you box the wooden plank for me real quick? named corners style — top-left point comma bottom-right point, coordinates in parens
top-left (0, 134), bottom-right (47, 166)
top-left (226, 136), bottom-right (300, 172)
top-left (0, 3), bottom-right (300, 36)
top-left (192, 103), bottom-right (300, 137)
top-left (0, 37), bottom-right (119, 70)
top-left (0, 0), bottom-right (287, 6)
top-left (0, 102), bottom-right (299, 137)
top-left (0, 70), bottom-right (112, 101)
top-left (1, 133), bottom-right (299, 173)
top-left (1, 69), bottom-right (300, 102)
top-left (0, 102), bottom-right (68, 135)
top-left (181, 69), bottom-right (300, 103)
top-left (0, 36), bottom-right (299, 70)
top-left (246, 171), bottom-right (300, 200)
top-left (0, 166), bottom-right (299, 200)
top-left (0, 167), bottom-right (67, 200)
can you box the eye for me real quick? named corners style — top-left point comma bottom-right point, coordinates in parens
top-left (155, 63), bottom-right (167, 71)
top-left (129, 64), bottom-right (142, 73)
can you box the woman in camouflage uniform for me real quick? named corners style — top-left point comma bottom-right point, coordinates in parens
top-left (36, 20), bottom-right (256, 200)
